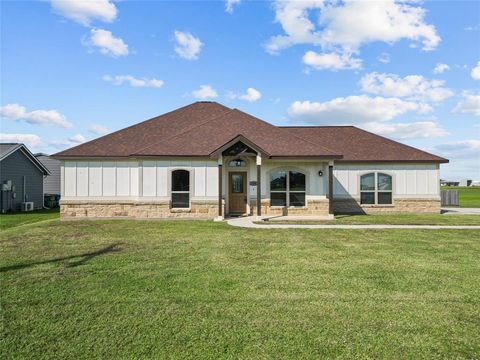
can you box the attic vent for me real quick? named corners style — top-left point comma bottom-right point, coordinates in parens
top-left (222, 141), bottom-right (257, 157)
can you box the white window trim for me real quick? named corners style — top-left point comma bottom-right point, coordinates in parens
top-left (269, 168), bottom-right (307, 208)
top-left (359, 171), bottom-right (394, 206)
top-left (169, 168), bottom-right (194, 209)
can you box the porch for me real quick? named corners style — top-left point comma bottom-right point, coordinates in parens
top-left (214, 137), bottom-right (336, 220)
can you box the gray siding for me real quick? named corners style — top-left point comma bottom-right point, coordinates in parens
top-left (36, 155), bottom-right (61, 195)
top-left (1, 149), bottom-right (44, 211)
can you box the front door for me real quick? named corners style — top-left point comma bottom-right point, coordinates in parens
top-left (229, 172), bottom-right (247, 215)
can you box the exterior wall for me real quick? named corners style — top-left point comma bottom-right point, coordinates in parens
top-left (0, 149), bottom-right (44, 211)
top-left (250, 198), bottom-right (330, 216)
top-left (223, 158), bottom-right (330, 217)
top-left (62, 159), bottom-right (218, 201)
top-left (60, 159), bottom-right (443, 218)
top-left (333, 198), bottom-right (440, 214)
top-left (36, 155), bottom-right (61, 195)
top-left (61, 200), bottom-right (217, 219)
top-left (60, 159), bottom-right (219, 219)
top-left (332, 163), bottom-right (441, 214)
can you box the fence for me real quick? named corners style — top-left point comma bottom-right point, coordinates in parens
top-left (441, 190), bottom-right (459, 206)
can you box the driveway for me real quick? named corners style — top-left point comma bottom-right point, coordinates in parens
top-left (227, 216), bottom-right (480, 229)
top-left (442, 207), bottom-right (480, 215)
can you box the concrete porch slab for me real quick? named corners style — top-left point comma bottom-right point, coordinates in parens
top-left (260, 214), bottom-right (335, 222)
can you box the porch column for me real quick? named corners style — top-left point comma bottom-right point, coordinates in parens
top-left (328, 161), bottom-right (334, 215)
top-left (256, 154), bottom-right (262, 217)
top-left (218, 156), bottom-right (223, 218)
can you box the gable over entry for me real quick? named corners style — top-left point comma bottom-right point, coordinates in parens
top-left (215, 135), bottom-right (268, 218)
top-left (221, 141), bottom-right (257, 157)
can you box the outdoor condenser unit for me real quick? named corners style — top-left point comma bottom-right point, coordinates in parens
top-left (21, 202), bottom-right (34, 212)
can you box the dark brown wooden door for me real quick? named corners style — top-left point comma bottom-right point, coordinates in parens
top-left (229, 172), bottom-right (246, 214)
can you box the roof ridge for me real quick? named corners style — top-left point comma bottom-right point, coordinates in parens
top-left (280, 125), bottom-right (355, 128)
top-left (131, 108), bottom-right (236, 155)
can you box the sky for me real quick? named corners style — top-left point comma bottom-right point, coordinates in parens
top-left (1, 0), bottom-right (479, 180)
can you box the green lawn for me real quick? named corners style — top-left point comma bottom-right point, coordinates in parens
top-left (1, 217), bottom-right (479, 359)
top-left (258, 213), bottom-right (480, 225)
top-left (0, 208), bottom-right (59, 230)
top-left (442, 186), bottom-right (480, 208)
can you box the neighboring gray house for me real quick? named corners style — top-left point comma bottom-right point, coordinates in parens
top-left (35, 153), bottom-right (61, 195)
top-left (0, 143), bottom-right (50, 212)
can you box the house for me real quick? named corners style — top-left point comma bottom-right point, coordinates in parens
top-left (54, 102), bottom-right (448, 219)
top-left (0, 143), bottom-right (50, 213)
top-left (36, 153), bottom-right (62, 207)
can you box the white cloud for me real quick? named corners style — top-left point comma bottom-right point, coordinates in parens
top-left (471, 61), bottom-right (480, 80)
top-left (433, 63), bottom-right (449, 74)
top-left (465, 24), bottom-right (480, 31)
top-left (434, 140), bottom-right (480, 159)
top-left (266, 0), bottom-right (440, 56)
top-left (240, 88), bottom-right (262, 102)
top-left (192, 85), bottom-right (218, 99)
top-left (229, 87), bottom-right (262, 102)
top-left (377, 52), bottom-right (390, 64)
top-left (51, 0), bottom-right (117, 26)
top-left (362, 121), bottom-right (448, 140)
top-left (69, 134), bottom-right (86, 143)
top-left (225, 0), bottom-right (241, 13)
top-left (0, 103), bottom-right (72, 128)
top-left (359, 72), bottom-right (454, 102)
top-left (85, 28), bottom-right (129, 57)
top-left (0, 133), bottom-right (43, 148)
top-left (174, 31), bottom-right (203, 60)
top-left (50, 134), bottom-right (87, 149)
top-left (88, 124), bottom-right (108, 135)
top-left (102, 75), bottom-right (164, 88)
top-left (288, 96), bottom-right (432, 124)
top-left (302, 51), bottom-right (361, 70)
top-left (452, 93), bottom-right (480, 116)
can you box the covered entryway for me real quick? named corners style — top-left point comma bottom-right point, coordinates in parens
top-left (228, 171), bottom-right (247, 215)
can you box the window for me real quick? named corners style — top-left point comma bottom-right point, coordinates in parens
top-left (360, 172), bottom-right (392, 205)
top-left (228, 159), bottom-right (246, 167)
top-left (270, 170), bottom-right (306, 207)
top-left (171, 170), bottom-right (190, 208)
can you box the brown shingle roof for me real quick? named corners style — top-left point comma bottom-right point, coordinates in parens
top-left (54, 102), bottom-right (448, 163)
top-left (283, 126), bottom-right (448, 163)
top-left (54, 102), bottom-right (232, 157)
top-left (133, 108), bottom-right (340, 158)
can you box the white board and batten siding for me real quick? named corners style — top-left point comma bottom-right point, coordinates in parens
top-left (62, 160), bottom-right (441, 200)
top-left (62, 160), bottom-right (218, 200)
top-left (333, 163), bottom-right (440, 199)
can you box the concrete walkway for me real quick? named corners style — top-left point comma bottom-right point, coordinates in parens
top-left (441, 207), bottom-right (480, 215)
top-left (227, 216), bottom-right (480, 229)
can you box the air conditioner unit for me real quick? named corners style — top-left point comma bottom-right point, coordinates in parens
top-left (21, 202), bottom-right (34, 212)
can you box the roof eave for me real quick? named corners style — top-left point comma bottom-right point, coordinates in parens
top-left (336, 159), bottom-right (449, 164)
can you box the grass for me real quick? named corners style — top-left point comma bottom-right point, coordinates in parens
top-left (442, 186), bottom-right (480, 208)
top-left (0, 208), bottom-right (59, 230)
top-left (257, 213), bottom-right (480, 225)
top-left (1, 216), bottom-right (479, 359)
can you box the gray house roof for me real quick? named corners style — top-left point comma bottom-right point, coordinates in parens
top-left (0, 143), bottom-right (50, 175)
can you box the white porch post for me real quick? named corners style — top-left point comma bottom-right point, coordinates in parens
top-left (328, 160), bottom-right (334, 215)
top-left (215, 155), bottom-right (223, 221)
top-left (256, 154), bottom-right (262, 217)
